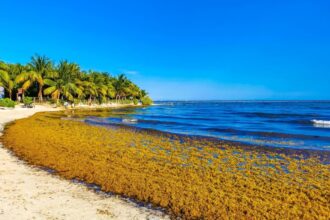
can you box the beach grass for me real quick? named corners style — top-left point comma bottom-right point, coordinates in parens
top-left (2, 111), bottom-right (330, 219)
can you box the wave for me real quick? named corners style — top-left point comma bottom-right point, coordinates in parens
top-left (237, 112), bottom-right (316, 119)
top-left (141, 114), bottom-right (216, 121)
top-left (152, 102), bottom-right (175, 106)
top-left (122, 118), bottom-right (138, 123)
top-left (262, 118), bottom-right (330, 128)
top-left (205, 127), bottom-right (330, 141)
top-left (139, 119), bottom-right (206, 128)
top-left (86, 117), bottom-right (201, 128)
top-left (312, 120), bottom-right (330, 128)
top-left (86, 117), bottom-right (139, 125)
top-left (85, 118), bottom-right (111, 125)
top-left (312, 119), bottom-right (330, 125)
top-left (265, 119), bottom-right (313, 126)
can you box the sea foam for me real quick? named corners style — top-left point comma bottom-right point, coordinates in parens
top-left (312, 119), bottom-right (330, 128)
top-left (312, 119), bottom-right (330, 125)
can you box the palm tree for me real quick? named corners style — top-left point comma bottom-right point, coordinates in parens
top-left (113, 74), bottom-right (130, 102)
top-left (126, 82), bottom-right (140, 99)
top-left (24, 54), bottom-right (53, 101)
top-left (15, 67), bottom-right (42, 98)
top-left (2, 55), bottom-right (151, 105)
top-left (0, 62), bottom-right (16, 100)
top-left (106, 82), bottom-right (116, 100)
top-left (43, 61), bottom-right (82, 103)
top-left (90, 72), bottom-right (112, 103)
top-left (96, 72), bottom-right (116, 101)
top-left (77, 79), bottom-right (97, 104)
top-left (140, 89), bottom-right (147, 98)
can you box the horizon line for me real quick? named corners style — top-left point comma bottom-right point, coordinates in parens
top-left (153, 99), bottom-right (330, 102)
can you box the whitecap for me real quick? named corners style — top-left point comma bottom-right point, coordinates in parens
top-left (122, 118), bottom-right (138, 123)
top-left (312, 119), bottom-right (330, 128)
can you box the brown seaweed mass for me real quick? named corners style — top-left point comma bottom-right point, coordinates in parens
top-left (2, 112), bottom-right (330, 219)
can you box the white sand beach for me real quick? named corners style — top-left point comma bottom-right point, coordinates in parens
top-left (0, 105), bottom-right (168, 220)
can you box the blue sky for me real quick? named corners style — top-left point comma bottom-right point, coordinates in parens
top-left (0, 0), bottom-right (329, 100)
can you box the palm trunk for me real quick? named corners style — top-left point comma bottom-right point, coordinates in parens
top-left (9, 90), bottom-right (12, 100)
top-left (38, 85), bottom-right (43, 102)
top-left (56, 92), bottom-right (60, 105)
top-left (88, 95), bottom-right (92, 105)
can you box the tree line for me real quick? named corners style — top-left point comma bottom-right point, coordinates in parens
top-left (0, 54), bottom-right (152, 105)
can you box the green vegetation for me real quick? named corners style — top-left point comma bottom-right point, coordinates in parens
top-left (23, 96), bottom-right (33, 105)
top-left (141, 96), bottom-right (153, 106)
top-left (0, 54), bottom-right (152, 105)
top-left (3, 112), bottom-right (329, 219)
top-left (0, 98), bottom-right (16, 108)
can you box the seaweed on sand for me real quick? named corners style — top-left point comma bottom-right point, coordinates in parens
top-left (3, 112), bottom-right (330, 219)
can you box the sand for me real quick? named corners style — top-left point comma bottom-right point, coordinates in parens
top-left (0, 105), bottom-right (169, 220)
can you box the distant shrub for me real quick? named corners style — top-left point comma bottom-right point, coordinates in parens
top-left (141, 96), bottom-right (153, 105)
top-left (47, 99), bottom-right (56, 105)
top-left (100, 97), bottom-right (107, 104)
top-left (118, 99), bottom-right (133, 104)
top-left (23, 97), bottom-right (33, 105)
top-left (133, 98), bottom-right (139, 105)
top-left (73, 99), bottom-right (80, 105)
top-left (0, 98), bottom-right (15, 108)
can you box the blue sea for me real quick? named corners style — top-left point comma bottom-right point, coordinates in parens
top-left (86, 101), bottom-right (330, 151)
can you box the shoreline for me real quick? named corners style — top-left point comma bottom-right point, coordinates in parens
top-left (84, 116), bottom-right (330, 163)
top-left (0, 105), bottom-right (168, 219)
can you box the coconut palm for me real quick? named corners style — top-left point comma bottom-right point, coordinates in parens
top-left (25, 54), bottom-right (53, 101)
top-left (76, 71), bottom-right (107, 104)
top-left (15, 67), bottom-right (43, 98)
top-left (78, 80), bottom-right (97, 104)
top-left (91, 72), bottom-right (112, 102)
top-left (0, 61), bottom-right (7, 70)
top-left (0, 62), bottom-right (16, 99)
top-left (106, 82), bottom-right (116, 99)
top-left (43, 61), bottom-right (82, 103)
top-left (44, 78), bottom-right (81, 102)
top-left (126, 82), bottom-right (141, 99)
top-left (1, 55), bottom-right (152, 105)
top-left (113, 74), bottom-right (130, 101)
top-left (140, 89), bottom-right (147, 98)
top-left (94, 72), bottom-right (116, 100)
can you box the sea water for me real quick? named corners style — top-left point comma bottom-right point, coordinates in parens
top-left (86, 101), bottom-right (330, 151)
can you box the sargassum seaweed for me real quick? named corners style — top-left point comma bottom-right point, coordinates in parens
top-left (3, 112), bottom-right (330, 219)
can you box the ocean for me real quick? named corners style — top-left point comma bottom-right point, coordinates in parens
top-left (85, 101), bottom-right (330, 151)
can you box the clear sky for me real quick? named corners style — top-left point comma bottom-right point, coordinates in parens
top-left (0, 0), bottom-right (329, 100)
